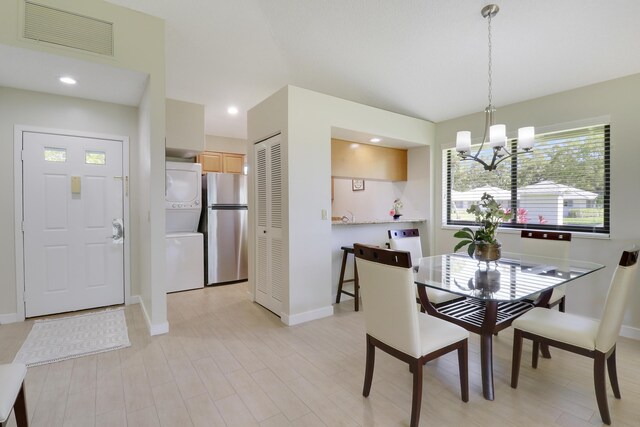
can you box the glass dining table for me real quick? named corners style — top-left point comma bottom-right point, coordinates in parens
top-left (414, 252), bottom-right (604, 401)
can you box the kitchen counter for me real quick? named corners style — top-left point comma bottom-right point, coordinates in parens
top-left (331, 218), bottom-right (427, 225)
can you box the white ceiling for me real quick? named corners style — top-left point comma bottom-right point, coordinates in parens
top-left (4, 1), bottom-right (640, 143)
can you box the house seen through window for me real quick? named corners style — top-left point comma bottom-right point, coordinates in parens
top-left (444, 124), bottom-right (610, 234)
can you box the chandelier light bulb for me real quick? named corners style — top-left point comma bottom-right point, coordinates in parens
top-left (456, 131), bottom-right (471, 153)
top-left (489, 124), bottom-right (506, 148)
top-left (518, 127), bottom-right (535, 150)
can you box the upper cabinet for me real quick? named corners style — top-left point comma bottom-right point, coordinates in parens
top-left (166, 98), bottom-right (205, 157)
top-left (331, 138), bottom-right (407, 181)
top-left (197, 151), bottom-right (245, 174)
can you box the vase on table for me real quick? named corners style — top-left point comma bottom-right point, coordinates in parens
top-left (393, 214), bottom-right (402, 220)
top-left (474, 242), bottom-right (501, 263)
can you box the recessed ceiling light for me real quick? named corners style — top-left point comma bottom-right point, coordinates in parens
top-left (370, 137), bottom-right (382, 143)
top-left (227, 106), bottom-right (239, 115)
top-left (59, 76), bottom-right (77, 85)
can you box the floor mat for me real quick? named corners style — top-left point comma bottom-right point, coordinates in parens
top-left (13, 307), bottom-right (130, 367)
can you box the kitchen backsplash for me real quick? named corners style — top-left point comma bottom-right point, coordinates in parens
top-left (331, 178), bottom-right (416, 221)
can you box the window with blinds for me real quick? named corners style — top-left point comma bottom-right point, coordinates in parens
top-left (444, 124), bottom-right (610, 234)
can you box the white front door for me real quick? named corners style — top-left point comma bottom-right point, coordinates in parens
top-left (22, 131), bottom-right (125, 317)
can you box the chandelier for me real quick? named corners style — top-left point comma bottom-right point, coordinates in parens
top-left (455, 4), bottom-right (534, 171)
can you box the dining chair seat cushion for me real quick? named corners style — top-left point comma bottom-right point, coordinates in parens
top-left (512, 307), bottom-right (599, 351)
top-left (528, 286), bottom-right (565, 305)
top-left (425, 288), bottom-right (462, 305)
top-left (0, 363), bottom-right (27, 423)
top-left (417, 313), bottom-right (469, 355)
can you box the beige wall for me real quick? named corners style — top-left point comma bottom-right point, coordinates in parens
top-left (434, 73), bottom-right (640, 336)
top-left (205, 135), bottom-right (247, 154)
top-left (166, 98), bottom-right (205, 156)
top-left (0, 0), bottom-right (167, 333)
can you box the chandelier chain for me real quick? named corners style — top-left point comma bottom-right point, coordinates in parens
top-left (487, 13), bottom-right (492, 107)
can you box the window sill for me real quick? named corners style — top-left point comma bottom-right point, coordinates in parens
top-left (440, 224), bottom-right (611, 240)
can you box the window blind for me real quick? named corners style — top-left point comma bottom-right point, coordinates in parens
top-left (445, 124), bottom-right (610, 234)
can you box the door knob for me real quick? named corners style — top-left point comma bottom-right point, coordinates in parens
top-left (107, 218), bottom-right (124, 243)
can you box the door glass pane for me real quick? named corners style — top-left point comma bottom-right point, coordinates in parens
top-left (44, 147), bottom-right (67, 162)
top-left (85, 151), bottom-right (106, 165)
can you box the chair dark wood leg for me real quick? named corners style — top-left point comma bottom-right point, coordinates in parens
top-left (354, 260), bottom-right (359, 311)
top-left (607, 347), bottom-right (621, 399)
top-left (511, 329), bottom-right (523, 388)
top-left (336, 250), bottom-right (349, 304)
top-left (559, 296), bottom-right (566, 312)
top-left (458, 339), bottom-right (469, 402)
top-left (540, 343), bottom-right (552, 359)
top-left (594, 351), bottom-right (611, 425)
top-left (362, 335), bottom-right (375, 397)
top-left (410, 360), bottom-right (423, 427)
top-left (532, 341), bottom-right (540, 369)
top-left (14, 383), bottom-right (28, 427)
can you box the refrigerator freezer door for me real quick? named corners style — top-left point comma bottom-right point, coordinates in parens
top-left (206, 173), bottom-right (247, 205)
top-left (207, 207), bottom-right (248, 284)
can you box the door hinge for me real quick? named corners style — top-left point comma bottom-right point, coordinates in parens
top-left (21, 150), bottom-right (24, 161)
top-left (21, 221), bottom-right (24, 232)
top-left (23, 289), bottom-right (27, 302)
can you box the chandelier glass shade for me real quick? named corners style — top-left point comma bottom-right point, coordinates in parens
top-left (455, 4), bottom-right (534, 171)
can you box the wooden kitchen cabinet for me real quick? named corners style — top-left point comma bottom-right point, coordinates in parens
top-left (197, 151), bottom-right (245, 174)
top-left (222, 153), bottom-right (245, 174)
top-left (331, 138), bottom-right (407, 181)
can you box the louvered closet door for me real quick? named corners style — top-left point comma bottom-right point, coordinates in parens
top-left (254, 134), bottom-right (285, 315)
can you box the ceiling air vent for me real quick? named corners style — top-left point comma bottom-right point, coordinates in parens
top-left (24, 1), bottom-right (114, 56)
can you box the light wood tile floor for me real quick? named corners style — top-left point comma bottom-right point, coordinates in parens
top-left (1, 282), bottom-right (640, 426)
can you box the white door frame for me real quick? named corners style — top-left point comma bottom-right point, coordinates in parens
top-left (13, 125), bottom-right (131, 321)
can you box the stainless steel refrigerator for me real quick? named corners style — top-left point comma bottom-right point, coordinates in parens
top-left (199, 173), bottom-right (248, 285)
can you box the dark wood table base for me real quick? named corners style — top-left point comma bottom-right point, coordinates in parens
top-left (417, 286), bottom-right (550, 400)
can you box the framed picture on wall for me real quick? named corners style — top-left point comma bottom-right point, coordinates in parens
top-left (352, 179), bottom-right (365, 191)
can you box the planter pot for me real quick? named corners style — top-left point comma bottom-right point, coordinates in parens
top-left (474, 242), bottom-right (501, 262)
top-left (393, 214), bottom-right (402, 220)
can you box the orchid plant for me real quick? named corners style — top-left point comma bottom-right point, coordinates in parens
top-left (453, 193), bottom-right (511, 257)
top-left (389, 199), bottom-right (403, 216)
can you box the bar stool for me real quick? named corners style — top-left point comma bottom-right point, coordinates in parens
top-left (335, 245), bottom-right (360, 311)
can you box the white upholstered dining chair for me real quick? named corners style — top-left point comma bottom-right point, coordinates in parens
top-left (520, 230), bottom-right (572, 311)
top-left (510, 247), bottom-right (639, 425)
top-left (388, 229), bottom-right (462, 307)
top-left (354, 244), bottom-right (469, 427)
top-left (0, 363), bottom-right (28, 427)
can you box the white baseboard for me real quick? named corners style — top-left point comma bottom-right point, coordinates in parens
top-left (620, 324), bottom-right (640, 340)
top-left (149, 320), bottom-right (169, 336)
top-left (138, 298), bottom-right (169, 336)
top-left (281, 305), bottom-right (334, 326)
top-left (0, 312), bottom-right (21, 324)
top-left (128, 295), bottom-right (141, 305)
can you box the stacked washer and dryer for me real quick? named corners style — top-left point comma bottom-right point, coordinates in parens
top-left (165, 161), bottom-right (204, 293)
